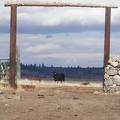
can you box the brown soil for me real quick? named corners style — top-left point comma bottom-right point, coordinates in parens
top-left (0, 86), bottom-right (120, 120)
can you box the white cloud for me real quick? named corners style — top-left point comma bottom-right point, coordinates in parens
top-left (1, 1), bottom-right (120, 33)
top-left (1, 32), bottom-right (120, 67)
top-left (25, 43), bottom-right (61, 53)
top-left (18, 8), bottom-right (105, 26)
top-left (33, 52), bottom-right (102, 59)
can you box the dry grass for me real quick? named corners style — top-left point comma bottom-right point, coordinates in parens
top-left (0, 79), bottom-right (102, 91)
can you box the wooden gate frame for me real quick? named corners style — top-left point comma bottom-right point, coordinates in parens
top-left (5, 1), bottom-right (118, 89)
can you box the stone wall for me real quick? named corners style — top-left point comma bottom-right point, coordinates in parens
top-left (104, 56), bottom-right (120, 92)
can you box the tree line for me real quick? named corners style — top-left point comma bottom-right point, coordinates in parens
top-left (21, 63), bottom-right (103, 81)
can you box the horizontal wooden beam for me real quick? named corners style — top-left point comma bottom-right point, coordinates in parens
top-left (5, 0), bottom-right (118, 8)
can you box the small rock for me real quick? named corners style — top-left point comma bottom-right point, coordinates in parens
top-left (73, 97), bottom-right (79, 100)
top-left (116, 56), bottom-right (120, 61)
top-left (74, 114), bottom-right (78, 116)
top-left (111, 56), bottom-right (119, 62)
top-left (81, 82), bottom-right (89, 85)
top-left (6, 95), bottom-right (21, 100)
top-left (112, 84), bottom-right (116, 87)
top-left (12, 92), bottom-right (16, 95)
top-left (117, 62), bottom-right (120, 68)
top-left (93, 91), bottom-right (101, 95)
top-left (118, 70), bottom-right (120, 75)
top-left (107, 68), bottom-right (118, 76)
top-left (0, 91), bottom-right (3, 95)
top-left (37, 94), bottom-right (45, 98)
top-left (13, 95), bottom-right (21, 100)
top-left (104, 78), bottom-right (113, 86)
top-left (5, 104), bottom-right (9, 107)
top-left (106, 65), bottom-right (112, 70)
top-left (28, 108), bottom-right (34, 112)
top-left (113, 75), bottom-right (120, 86)
top-left (108, 59), bottom-right (113, 64)
top-left (111, 62), bottom-right (118, 67)
top-left (105, 65), bottom-right (112, 73)
top-left (104, 74), bottom-right (109, 79)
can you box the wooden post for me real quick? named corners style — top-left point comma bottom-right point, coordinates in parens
top-left (103, 7), bottom-right (111, 86)
top-left (9, 5), bottom-right (17, 89)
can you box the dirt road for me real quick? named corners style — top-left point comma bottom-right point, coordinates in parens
top-left (0, 86), bottom-right (120, 120)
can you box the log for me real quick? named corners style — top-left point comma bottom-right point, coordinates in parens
top-left (5, 0), bottom-right (118, 8)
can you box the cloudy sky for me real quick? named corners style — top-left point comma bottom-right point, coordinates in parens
top-left (0, 0), bottom-right (120, 67)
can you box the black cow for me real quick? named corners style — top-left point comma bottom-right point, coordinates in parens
top-left (53, 72), bottom-right (65, 83)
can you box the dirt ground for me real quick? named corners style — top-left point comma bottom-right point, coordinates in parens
top-left (0, 86), bottom-right (120, 120)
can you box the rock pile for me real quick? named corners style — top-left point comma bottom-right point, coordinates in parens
top-left (104, 56), bottom-right (120, 92)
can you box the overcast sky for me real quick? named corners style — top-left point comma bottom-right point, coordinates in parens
top-left (0, 0), bottom-right (120, 67)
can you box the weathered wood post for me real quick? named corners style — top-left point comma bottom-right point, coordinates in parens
top-left (103, 7), bottom-right (111, 87)
top-left (9, 5), bottom-right (17, 89)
